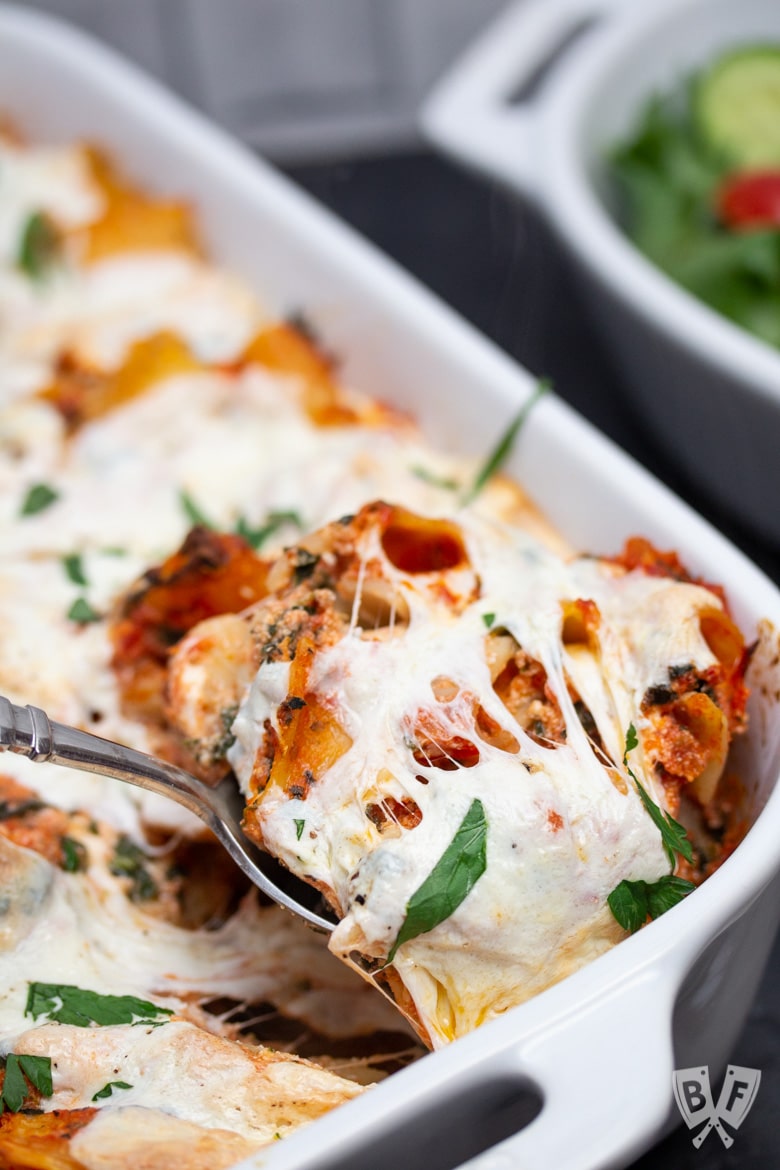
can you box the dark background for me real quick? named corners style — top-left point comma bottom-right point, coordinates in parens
top-left (284, 149), bottom-right (780, 1169)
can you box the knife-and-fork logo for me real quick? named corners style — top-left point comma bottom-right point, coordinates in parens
top-left (673, 1064), bottom-right (761, 1148)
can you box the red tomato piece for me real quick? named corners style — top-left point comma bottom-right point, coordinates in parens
top-left (717, 170), bottom-right (780, 230)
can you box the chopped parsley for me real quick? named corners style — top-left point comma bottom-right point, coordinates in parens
top-left (109, 835), bottom-right (158, 902)
top-left (235, 509), bottom-right (303, 550)
top-left (0, 1054), bottom-right (52, 1113)
top-left (179, 489), bottom-right (215, 530)
top-left (17, 211), bottom-right (60, 280)
top-left (607, 723), bottom-right (696, 933)
top-left (62, 553), bottom-right (88, 586)
top-left (410, 465), bottom-right (459, 491)
top-left (92, 1080), bottom-right (133, 1101)
top-left (60, 836), bottom-right (87, 873)
top-left (67, 597), bottom-right (101, 624)
top-left (291, 548), bottom-right (319, 584)
top-left (25, 983), bottom-right (173, 1028)
top-left (623, 723), bottom-right (694, 867)
top-left (0, 797), bottom-right (45, 821)
top-left (387, 798), bottom-right (487, 964)
top-left (20, 482), bottom-right (59, 516)
top-left (462, 378), bottom-right (550, 505)
top-left (482, 613), bottom-right (496, 629)
top-left (294, 819), bottom-right (306, 841)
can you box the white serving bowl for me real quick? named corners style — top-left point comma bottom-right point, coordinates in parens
top-left (3, 5), bottom-right (780, 1169)
top-left (422, 0), bottom-right (780, 545)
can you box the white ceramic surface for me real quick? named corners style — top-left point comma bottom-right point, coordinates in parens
top-left (422, 0), bottom-right (780, 545)
top-left (3, 6), bottom-right (780, 1169)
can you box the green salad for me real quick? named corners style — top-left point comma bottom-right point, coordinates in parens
top-left (610, 45), bottom-right (780, 349)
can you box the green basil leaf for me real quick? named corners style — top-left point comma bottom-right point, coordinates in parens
top-left (92, 1080), bottom-right (133, 1101)
top-left (607, 879), bottom-right (649, 934)
top-left (294, 819), bottom-right (305, 841)
top-left (462, 378), bottom-right (550, 505)
top-left (387, 798), bottom-right (488, 964)
top-left (1, 1055), bottom-right (28, 1112)
top-left (0, 1054), bottom-right (52, 1112)
top-left (25, 983), bottom-right (173, 1028)
top-left (17, 212), bottom-right (60, 279)
top-left (608, 874), bottom-right (695, 934)
top-left (17, 1054), bottom-right (53, 1098)
top-left (482, 613), bottom-right (495, 629)
top-left (67, 597), bottom-right (101, 624)
top-left (645, 874), bottom-right (696, 918)
top-left (20, 483), bottom-right (59, 517)
top-left (62, 553), bottom-right (88, 586)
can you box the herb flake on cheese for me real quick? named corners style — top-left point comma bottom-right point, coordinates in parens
top-left (67, 597), bottom-right (101, 624)
top-left (109, 836), bottom-right (158, 902)
top-left (410, 465), bottom-right (459, 491)
top-left (20, 483), bottom-right (59, 517)
top-left (60, 836), bottom-right (87, 873)
top-left (92, 1080), bottom-right (133, 1101)
top-left (179, 489), bottom-right (215, 530)
top-left (236, 509), bottom-right (303, 550)
top-left (17, 211), bottom-right (60, 280)
top-left (62, 553), bottom-right (88, 586)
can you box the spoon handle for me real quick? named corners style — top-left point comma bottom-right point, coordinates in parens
top-left (0, 694), bottom-right (335, 933)
top-left (0, 694), bottom-right (210, 820)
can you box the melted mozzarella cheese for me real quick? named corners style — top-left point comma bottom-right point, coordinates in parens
top-left (0, 833), bottom-right (400, 1051)
top-left (0, 253), bottom-right (265, 405)
top-left (71, 1106), bottom-right (260, 1170)
top-left (0, 551), bottom-right (177, 826)
top-left (17, 1022), bottom-right (363, 1147)
top-left (231, 514), bottom-right (725, 1046)
top-left (3, 361), bottom-right (503, 565)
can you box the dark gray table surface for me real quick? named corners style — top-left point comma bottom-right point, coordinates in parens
top-left (284, 149), bottom-right (780, 1169)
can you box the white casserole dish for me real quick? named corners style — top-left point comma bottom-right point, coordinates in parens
top-left (2, 6), bottom-right (780, 1169)
top-left (422, 0), bottom-right (780, 546)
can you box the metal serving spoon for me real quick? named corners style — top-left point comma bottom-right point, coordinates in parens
top-left (0, 695), bottom-right (336, 933)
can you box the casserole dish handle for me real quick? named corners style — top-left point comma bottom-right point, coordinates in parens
top-left (465, 965), bottom-right (679, 1169)
top-left (421, 0), bottom-right (630, 200)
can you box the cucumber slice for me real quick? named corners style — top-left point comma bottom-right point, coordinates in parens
top-left (695, 46), bottom-right (780, 167)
